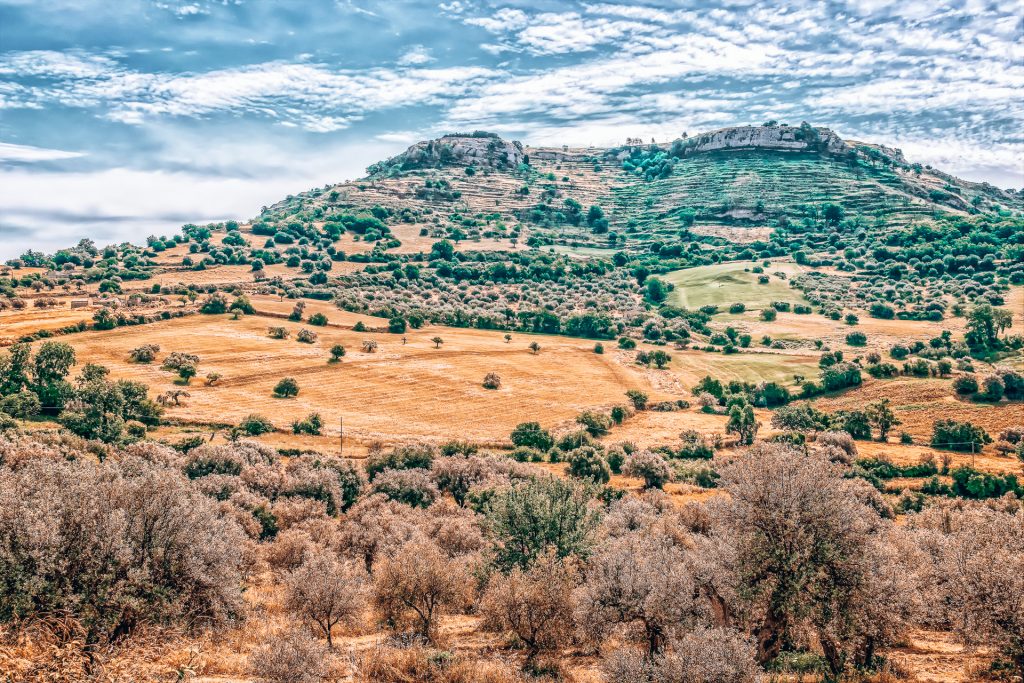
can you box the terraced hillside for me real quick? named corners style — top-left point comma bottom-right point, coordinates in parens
top-left (262, 124), bottom-right (1021, 258)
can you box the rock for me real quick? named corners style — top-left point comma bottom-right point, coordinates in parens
top-left (679, 124), bottom-right (850, 156)
top-left (368, 133), bottom-right (525, 175)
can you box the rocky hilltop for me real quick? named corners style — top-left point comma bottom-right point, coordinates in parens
top-left (674, 124), bottom-right (850, 156)
top-left (368, 132), bottom-right (525, 176)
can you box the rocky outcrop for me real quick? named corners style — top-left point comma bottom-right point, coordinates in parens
top-left (677, 124), bottom-right (850, 157)
top-left (368, 133), bottom-right (525, 175)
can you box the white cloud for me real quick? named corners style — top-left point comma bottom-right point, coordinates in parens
top-left (397, 45), bottom-right (434, 65)
top-left (0, 141), bottom-right (85, 162)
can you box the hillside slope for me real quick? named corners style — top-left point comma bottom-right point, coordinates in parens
top-left (262, 124), bottom-right (1021, 257)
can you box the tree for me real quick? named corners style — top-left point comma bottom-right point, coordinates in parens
top-left (362, 340), bottom-right (378, 353)
top-left (623, 450), bottom-right (671, 489)
top-left (285, 550), bottom-right (366, 648)
top-left (650, 350), bottom-right (671, 369)
top-left (372, 538), bottom-right (469, 643)
top-left (931, 419), bottom-right (991, 452)
top-left (329, 344), bottom-right (346, 362)
top-left (866, 399), bottom-right (901, 441)
top-left (479, 552), bottom-right (578, 662)
top-left (485, 476), bottom-right (601, 571)
top-left (31, 341), bottom-right (76, 411)
top-left (482, 372), bottom-right (501, 389)
top-left (709, 444), bottom-right (919, 670)
top-left (576, 531), bottom-right (695, 654)
top-left (388, 316), bottom-right (407, 334)
top-left (529, 341), bottom-right (541, 354)
top-left (177, 362), bottom-right (197, 385)
top-left (0, 342), bottom-right (31, 395)
top-left (503, 333), bottom-right (512, 343)
top-left (567, 446), bottom-right (611, 484)
top-left (510, 421), bottom-right (554, 451)
top-left (273, 377), bottom-right (299, 398)
top-left (726, 405), bottom-right (759, 445)
top-left (965, 303), bottom-right (1010, 353)
top-left (646, 277), bottom-right (668, 303)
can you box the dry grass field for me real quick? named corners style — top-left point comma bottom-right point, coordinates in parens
top-left (62, 311), bottom-right (656, 446)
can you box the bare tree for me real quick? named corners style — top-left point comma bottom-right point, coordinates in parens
top-left (575, 531), bottom-right (695, 654)
top-left (479, 551), bottom-right (578, 661)
top-left (284, 549), bottom-right (367, 648)
top-left (372, 537), bottom-right (470, 642)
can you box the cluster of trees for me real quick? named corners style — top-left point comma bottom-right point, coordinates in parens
top-left (3, 432), bottom-right (1020, 680)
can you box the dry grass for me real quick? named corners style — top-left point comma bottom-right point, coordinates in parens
top-left (814, 378), bottom-right (1024, 455)
top-left (61, 312), bottom-right (655, 445)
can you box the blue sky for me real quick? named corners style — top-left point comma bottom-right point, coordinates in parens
top-left (1, 0), bottom-right (1022, 257)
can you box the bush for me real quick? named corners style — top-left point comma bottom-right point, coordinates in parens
top-left (129, 344), bottom-right (160, 363)
top-left (729, 303), bottom-right (746, 314)
top-left (365, 444), bottom-right (436, 480)
top-left (576, 410), bottom-right (612, 437)
top-left (977, 374), bottom-right (1005, 402)
top-left (308, 312), bottom-right (328, 326)
top-left (292, 412), bottom-right (323, 435)
top-left (845, 331), bottom-right (867, 346)
top-left (297, 329), bottom-right (318, 343)
top-left (273, 377), bottom-right (300, 398)
top-left (623, 450), bottom-right (671, 489)
top-left (953, 374), bottom-right (978, 395)
top-left (760, 308), bottom-right (777, 322)
top-left (932, 419), bottom-right (991, 452)
top-left (567, 446), bottom-right (610, 484)
top-left (510, 422), bottom-right (553, 451)
top-left (371, 468), bottom-right (439, 508)
top-left (268, 326), bottom-right (289, 339)
top-left (239, 414), bottom-right (275, 436)
top-left (625, 389), bottom-right (648, 410)
top-left (249, 629), bottom-right (328, 683)
top-left (482, 372), bottom-right (501, 390)
top-left (0, 457), bottom-right (244, 648)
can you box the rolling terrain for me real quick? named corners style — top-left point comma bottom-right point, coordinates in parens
top-left (1, 124), bottom-right (1023, 683)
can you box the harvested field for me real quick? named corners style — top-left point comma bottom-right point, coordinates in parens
top-left (63, 313), bottom-right (655, 444)
top-left (0, 302), bottom-right (95, 342)
top-left (813, 378), bottom-right (1024, 453)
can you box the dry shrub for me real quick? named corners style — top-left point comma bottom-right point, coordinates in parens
top-left (272, 496), bottom-right (330, 531)
top-left (0, 456), bottom-right (244, 648)
top-left (284, 549), bottom-right (367, 648)
top-left (372, 538), bottom-right (471, 643)
top-left (338, 494), bottom-right (423, 572)
top-left (248, 628), bottom-right (329, 683)
top-left (355, 645), bottom-right (536, 683)
top-left (575, 530), bottom-right (695, 654)
top-left (602, 626), bottom-right (759, 683)
top-left (264, 528), bottom-right (314, 573)
top-left (479, 551), bottom-right (578, 659)
top-left (813, 430), bottom-right (858, 463)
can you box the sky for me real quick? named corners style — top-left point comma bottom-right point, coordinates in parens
top-left (1, 0), bottom-right (1022, 258)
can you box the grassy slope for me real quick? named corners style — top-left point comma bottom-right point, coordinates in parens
top-left (664, 261), bottom-right (809, 310)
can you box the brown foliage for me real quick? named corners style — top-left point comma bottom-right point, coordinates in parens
top-left (372, 538), bottom-right (471, 643)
